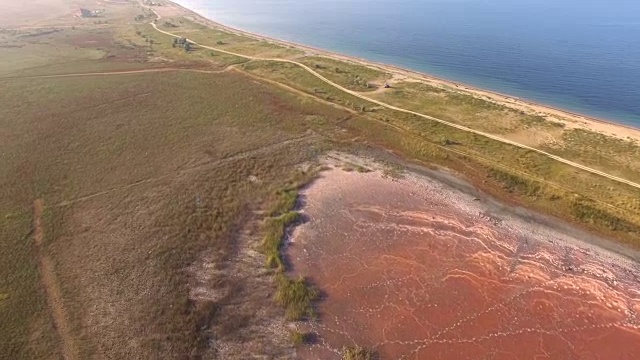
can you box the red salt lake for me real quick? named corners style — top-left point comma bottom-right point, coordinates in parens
top-left (289, 166), bottom-right (640, 359)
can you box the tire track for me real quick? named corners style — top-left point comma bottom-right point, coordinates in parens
top-left (33, 199), bottom-right (80, 360)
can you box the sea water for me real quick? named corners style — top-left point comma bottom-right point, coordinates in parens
top-left (174, 0), bottom-right (640, 127)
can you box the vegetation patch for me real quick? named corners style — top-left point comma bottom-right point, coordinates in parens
top-left (290, 329), bottom-right (311, 345)
top-left (341, 162), bottom-right (371, 173)
top-left (275, 274), bottom-right (319, 321)
top-left (301, 56), bottom-right (390, 91)
top-left (261, 174), bottom-right (321, 321)
top-left (488, 168), bottom-right (542, 197)
top-left (269, 188), bottom-right (298, 217)
top-left (263, 211), bottom-right (300, 270)
top-left (571, 199), bottom-right (640, 234)
top-left (342, 346), bottom-right (377, 360)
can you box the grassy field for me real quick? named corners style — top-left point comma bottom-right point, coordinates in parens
top-left (299, 56), bottom-right (391, 92)
top-left (2, 0), bottom-right (640, 359)
top-left (0, 65), bottom-right (356, 358)
top-left (155, 16), bottom-right (304, 59)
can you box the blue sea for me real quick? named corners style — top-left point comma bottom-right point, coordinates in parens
top-left (174, 0), bottom-right (640, 127)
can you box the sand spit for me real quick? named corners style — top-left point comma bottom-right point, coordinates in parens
top-left (288, 158), bottom-right (640, 359)
top-left (166, 0), bottom-right (640, 142)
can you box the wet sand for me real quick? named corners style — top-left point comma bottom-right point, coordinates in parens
top-left (288, 164), bottom-right (640, 359)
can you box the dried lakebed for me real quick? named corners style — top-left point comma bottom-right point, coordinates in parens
top-left (288, 163), bottom-right (640, 359)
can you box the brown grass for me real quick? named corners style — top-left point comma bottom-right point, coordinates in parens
top-left (0, 63), bottom-right (351, 358)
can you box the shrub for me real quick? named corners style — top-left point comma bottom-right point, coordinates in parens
top-left (488, 169), bottom-right (541, 197)
top-left (262, 211), bottom-right (300, 270)
top-left (276, 274), bottom-right (318, 320)
top-left (269, 188), bottom-right (298, 217)
top-left (342, 346), bottom-right (376, 360)
top-left (290, 330), bottom-right (310, 346)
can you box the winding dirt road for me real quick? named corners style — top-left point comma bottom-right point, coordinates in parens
top-left (148, 11), bottom-right (640, 191)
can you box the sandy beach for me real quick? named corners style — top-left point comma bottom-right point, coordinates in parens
top-left (161, 0), bottom-right (640, 143)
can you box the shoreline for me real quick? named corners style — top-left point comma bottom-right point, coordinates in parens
top-left (163, 0), bottom-right (640, 141)
top-left (356, 150), bottom-right (640, 264)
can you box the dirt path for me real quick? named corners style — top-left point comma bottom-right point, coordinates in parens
top-left (147, 8), bottom-right (640, 192)
top-left (33, 199), bottom-right (80, 360)
top-left (2, 67), bottom-right (232, 80)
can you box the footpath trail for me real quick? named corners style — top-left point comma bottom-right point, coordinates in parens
top-left (147, 11), bottom-right (640, 191)
top-left (2, 67), bottom-right (231, 80)
top-left (33, 199), bottom-right (80, 360)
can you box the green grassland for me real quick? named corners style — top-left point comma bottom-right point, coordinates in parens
top-left (299, 56), bottom-right (391, 92)
top-left (2, 0), bottom-right (640, 359)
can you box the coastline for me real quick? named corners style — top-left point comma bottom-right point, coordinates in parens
top-left (162, 0), bottom-right (640, 142)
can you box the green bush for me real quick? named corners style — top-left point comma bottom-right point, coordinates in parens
top-left (342, 346), bottom-right (376, 360)
top-left (262, 211), bottom-right (300, 270)
top-left (290, 330), bottom-right (310, 346)
top-left (276, 274), bottom-right (318, 320)
top-left (269, 188), bottom-right (298, 217)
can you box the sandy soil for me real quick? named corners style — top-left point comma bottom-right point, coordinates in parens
top-left (162, 1), bottom-right (640, 143)
top-left (288, 160), bottom-right (640, 359)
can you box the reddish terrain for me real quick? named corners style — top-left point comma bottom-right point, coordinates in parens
top-left (289, 166), bottom-right (640, 360)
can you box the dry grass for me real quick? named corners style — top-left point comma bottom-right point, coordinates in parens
top-left (0, 62), bottom-right (351, 358)
top-left (370, 81), bottom-right (640, 183)
top-left (545, 128), bottom-right (640, 182)
top-left (300, 56), bottom-right (390, 91)
top-left (156, 17), bottom-right (303, 59)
